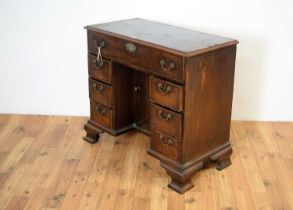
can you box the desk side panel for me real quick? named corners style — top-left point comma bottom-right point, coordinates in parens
top-left (112, 63), bottom-right (134, 130)
top-left (182, 46), bottom-right (237, 164)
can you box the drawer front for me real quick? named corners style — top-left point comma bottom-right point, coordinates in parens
top-left (150, 77), bottom-right (184, 112)
top-left (88, 54), bottom-right (112, 84)
top-left (151, 103), bottom-right (182, 138)
top-left (89, 79), bottom-right (112, 107)
top-left (150, 128), bottom-right (181, 161)
top-left (90, 100), bottom-right (113, 129)
top-left (87, 31), bottom-right (184, 82)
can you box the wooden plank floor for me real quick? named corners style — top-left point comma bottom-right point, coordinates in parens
top-left (0, 115), bottom-right (292, 210)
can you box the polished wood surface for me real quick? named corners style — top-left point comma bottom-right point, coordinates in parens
top-left (86, 18), bottom-right (237, 55)
top-left (89, 79), bottom-right (112, 107)
top-left (112, 63), bottom-right (134, 131)
top-left (0, 115), bottom-right (292, 210)
top-left (132, 71), bottom-right (151, 133)
top-left (88, 55), bottom-right (112, 84)
top-left (87, 30), bottom-right (185, 82)
top-left (90, 100), bottom-right (113, 129)
top-left (150, 103), bottom-right (183, 138)
top-left (183, 46), bottom-right (236, 164)
top-left (150, 76), bottom-right (184, 112)
top-left (150, 128), bottom-right (181, 161)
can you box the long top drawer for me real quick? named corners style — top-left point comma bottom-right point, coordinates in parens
top-left (87, 31), bottom-right (184, 82)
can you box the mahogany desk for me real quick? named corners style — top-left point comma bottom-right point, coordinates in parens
top-left (83, 18), bottom-right (238, 193)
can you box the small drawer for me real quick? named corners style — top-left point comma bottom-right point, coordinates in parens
top-left (150, 128), bottom-right (181, 161)
top-left (150, 77), bottom-right (184, 112)
top-left (88, 54), bottom-right (112, 84)
top-left (87, 31), bottom-right (184, 82)
top-left (89, 79), bottom-right (112, 107)
top-left (90, 100), bottom-right (113, 129)
top-left (151, 103), bottom-right (182, 138)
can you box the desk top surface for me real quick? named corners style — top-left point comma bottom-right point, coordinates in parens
top-left (85, 18), bottom-right (238, 55)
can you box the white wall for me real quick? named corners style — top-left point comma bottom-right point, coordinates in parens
top-left (0, 0), bottom-right (293, 121)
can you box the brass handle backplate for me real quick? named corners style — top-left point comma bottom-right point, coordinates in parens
top-left (160, 59), bottom-right (175, 72)
top-left (93, 59), bottom-right (104, 69)
top-left (93, 83), bottom-right (105, 93)
top-left (96, 105), bottom-right (106, 115)
top-left (159, 134), bottom-right (173, 145)
top-left (157, 82), bottom-right (172, 94)
top-left (158, 110), bottom-right (172, 121)
top-left (125, 42), bottom-right (137, 53)
top-left (93, 40), bottom-right (106, 49)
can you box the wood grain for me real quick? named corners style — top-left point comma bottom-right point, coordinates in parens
top-left (150, 103), bottom-right (182, 138)
top-left (87, 30), bottom-right (184, 82)
top-left (85, 18), bottom-right (238, 56)
top-left (90, 100), bottom-right (113, 129)
top-left (89, 79), bottom-right (113, 108)
top-left (150, 76), bottom-right (184, 112)
top-left (0, 114), bottom-right (292, 210)
top-left (88, 55), bottom-right (112, 85)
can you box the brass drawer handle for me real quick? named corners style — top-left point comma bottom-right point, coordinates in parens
top-left (93, 39), bottom-right (105, 69)
top-left (159, 134), bottom-right (173, 145)
top-left (93, 40), bottom-right (106, 49)
top-left (160, 59), bottom-right (175, 72)
top-left (157, 82), bottom-right (172, 94)
top-left (92, 59), bottom-right (104, 69)
top-left (93, 83), bottom-right (105, 93)
top-left (125, 42), bottom-right (137, 53)
top-left (96, 105), bottom-right (106, 115)
top-left (158, 110), bottom-right (172, 121)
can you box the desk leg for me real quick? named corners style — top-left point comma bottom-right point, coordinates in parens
top-left (83, 120), bottom-right (102, 144)
top-left (210, 145), bottom-right (232, 170)
top-left (160, 161), bottom-right (203, 194)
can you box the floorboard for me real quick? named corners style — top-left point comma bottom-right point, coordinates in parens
top-left (0, 115), bottom-right (292, 210)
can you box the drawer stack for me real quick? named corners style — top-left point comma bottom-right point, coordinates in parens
top-left (87, 38), bottom-right (135, 135)
top-left (88, 54), bottom-right (114, 130)
top-left (149, 76), bottom-right (184, 163)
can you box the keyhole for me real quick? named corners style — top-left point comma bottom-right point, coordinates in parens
top-left (134, 86), bottom-right (141, 100)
